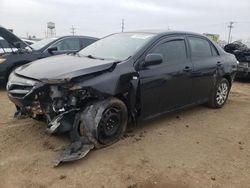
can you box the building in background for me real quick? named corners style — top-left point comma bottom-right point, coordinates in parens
top-left (204, 33), bottom-right (220, 43)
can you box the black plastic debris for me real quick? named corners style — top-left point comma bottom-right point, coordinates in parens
top-left (54, 141), bottom-right (94, 167)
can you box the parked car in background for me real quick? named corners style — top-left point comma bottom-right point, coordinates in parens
top-left (0, 26), bottom-right (98, 82)
top-left (224, 41), bottom-right (250, 78)
top-left (6, 31), bottom-right (238, 164)
top-left (0, 38), bottom-right (36, 55)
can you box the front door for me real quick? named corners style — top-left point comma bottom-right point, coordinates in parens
top-left (139, 36), bottom-right (193, 119)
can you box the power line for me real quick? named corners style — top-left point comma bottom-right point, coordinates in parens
top-left (70, 25), bottom-right (76, 35)
top-left (227, 21), bottom-right (234, 44)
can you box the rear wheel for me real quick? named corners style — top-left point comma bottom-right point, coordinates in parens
top-left (208, 78), bottom-right (230, 108)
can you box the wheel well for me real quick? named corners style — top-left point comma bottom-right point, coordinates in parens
top-left (114, 93), bottom-right (132, 117)
top-left (114, 93), bottom-right (128, 108)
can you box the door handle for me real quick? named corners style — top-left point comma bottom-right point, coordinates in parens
top-left (183, 66), bottom-right (191, 72)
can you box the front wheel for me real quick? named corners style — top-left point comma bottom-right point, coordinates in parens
top-left (208, 78), bottom-right (230, 108)
top-left (70, 97), bottom-right (128, 147)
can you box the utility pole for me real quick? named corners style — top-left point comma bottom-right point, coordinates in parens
top-left (227, 21), bottom-right (234, 44)
top-left (121, 19), bottom-right (125, 32)
top-left (70, 25), bottom-right (76, 35)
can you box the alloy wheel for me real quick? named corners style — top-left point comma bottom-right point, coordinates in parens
top-left (216, 82), bottom-right (228, 105)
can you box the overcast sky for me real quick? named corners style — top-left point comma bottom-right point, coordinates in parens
top-left (0, 0), bottom-right (249, 41)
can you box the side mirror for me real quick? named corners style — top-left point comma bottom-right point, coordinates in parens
top-left (144, 53), bottom-right (163, 67)
top-left (47, 46), bottom-right (58, 54)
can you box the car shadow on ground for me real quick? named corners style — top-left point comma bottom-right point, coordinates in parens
top-left (0, 82), bottom-right (6, 91)
top-left (235, 78), bottom-right (250, 83)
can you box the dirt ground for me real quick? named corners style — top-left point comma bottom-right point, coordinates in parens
top-left (1, 81), bottom-right (250, 188)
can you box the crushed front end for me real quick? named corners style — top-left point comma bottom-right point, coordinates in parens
top-left (7, 72), bottom-right (102, 166)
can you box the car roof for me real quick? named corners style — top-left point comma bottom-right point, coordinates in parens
top-left (56, 35), bottom-right (99, 40)
top-left (121, 30), bottom-right (205, 37)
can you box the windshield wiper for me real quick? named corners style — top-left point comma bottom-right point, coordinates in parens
top-left (85, 55), bottom-right (105, 60)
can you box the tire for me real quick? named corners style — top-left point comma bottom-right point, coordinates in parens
top-left (208, 78), bottom-right (230, 108)
top-left (70, 97), bottom-right (128, 147)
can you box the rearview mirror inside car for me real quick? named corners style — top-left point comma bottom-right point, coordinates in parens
top-left (144, 53), bottom-right (163, 67)
top-left (47, 46), bottom-right (58, 54)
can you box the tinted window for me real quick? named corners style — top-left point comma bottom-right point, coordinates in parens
top-left (151, 40), bottom-right (187, 63)
top-left (188, 37), bottom-right (212, 58)
top-left (52, 38), bottom-right (80, 51)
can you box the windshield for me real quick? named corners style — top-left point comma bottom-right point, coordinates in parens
top-left (79, 33), bottom-right (155, 61)
top-left (30, 38), bottom-right (57, 50)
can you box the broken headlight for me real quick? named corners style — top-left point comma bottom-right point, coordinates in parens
top-left (8, 71), bottom-right (15, 82)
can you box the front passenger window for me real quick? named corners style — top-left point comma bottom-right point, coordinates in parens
top-left (51, 38), bottom-right (81, 51)
top-left (151, 40), bottom-right (187, 63)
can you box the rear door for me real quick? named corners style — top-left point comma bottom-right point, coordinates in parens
top-left (187, 36), bottom-right (221, 103)
top-left (139, 36), bottom-right (193, 119)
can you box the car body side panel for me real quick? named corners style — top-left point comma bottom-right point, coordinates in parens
top-left (70, 61), bottom-right (138, 96)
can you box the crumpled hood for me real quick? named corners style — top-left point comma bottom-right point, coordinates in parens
top-left (15, 54), bottom-right (117, 82)
top-left (0, 26), bottom-right (28, 49)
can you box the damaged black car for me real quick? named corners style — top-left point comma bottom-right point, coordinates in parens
top-left (7, 31), bottom-right (238, 165)
top-left (224, 41), bottom-right (250, 78)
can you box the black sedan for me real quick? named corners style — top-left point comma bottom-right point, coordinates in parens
top-left (0, 26), bottom-right (98, 82)
top-left (7, 31), bottom-right (238, 164)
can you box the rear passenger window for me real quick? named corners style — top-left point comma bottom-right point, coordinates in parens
top-left (151, 40), bottom-right (187, 63)
top-left (188, 37), bottom-right (212, 58)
